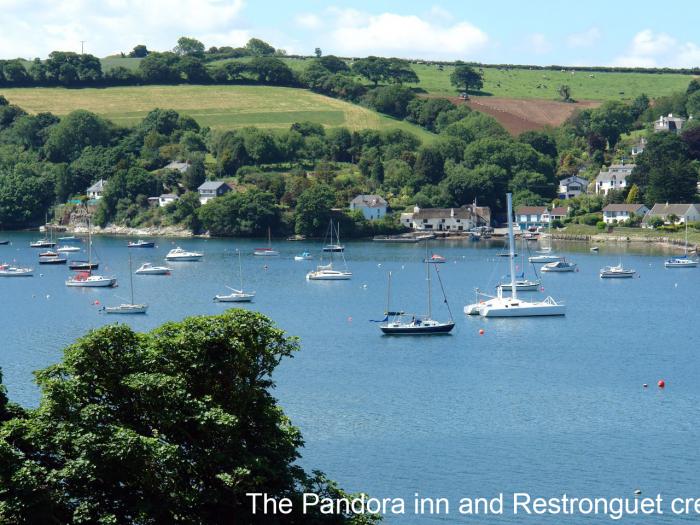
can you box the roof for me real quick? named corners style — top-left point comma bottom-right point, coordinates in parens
top-left (559, 175), bottom-right (588, 184)
top-left (198, 181), bottom-right (229, 191)
top-left (515, 206), bottom-right (547, 215)
top-left (647, 203), bottom-right (699, 216)
top-left (413, 207), bottom-right (474, 220)
top-left (164, 161), bottom-right (190, 173)
top-left (159, 193), bottom-right (179, 199)
top-left (603, 203), bottom-right (647, 213)
top-left (87, 179), bottom-right (106, 192)
top-left (351, 194), bottom-right (388, 208)
top-left (550, 207), bottom-right (568, 216)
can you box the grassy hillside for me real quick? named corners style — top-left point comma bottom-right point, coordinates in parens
top-left (0, 84), bottom-right (434, 140)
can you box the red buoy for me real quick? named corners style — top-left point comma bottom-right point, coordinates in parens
top-left (479, 329), bottom-right (485, 335)
top-left (658, 380), bottom-right (665, 389)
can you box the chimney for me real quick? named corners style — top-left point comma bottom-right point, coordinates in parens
top-left (451, 208), bottom-right (455, 217)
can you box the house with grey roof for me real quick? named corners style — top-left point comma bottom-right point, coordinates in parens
top-left (198, 181), bottom-right (232, 204)
top-left (595, 163), bottom-right (635, 195)
top-left (400, 204), bottom-right (490, 232)
top-left (86, 179), bottom-right (107, 200)
top-left (654, 114), bottom-right (688, 134)
top-left (349, 194), bottom-right (388, 221)
top-left (163, 160), bottom-right (191, 173)
top-left (558, 175), bottom-right (588, 199)
top-left (602, 203), bottom-right (649, 224)
top-left (643, 203), bottom-right (700, 226)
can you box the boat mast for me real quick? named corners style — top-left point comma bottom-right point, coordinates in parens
top-left (426, 240), bottom-right (432, 318)
top-left (238, 249), bottom-right (244, 291)
top-left (87, 216), bottom-right (92, 275)
top-left (386, 271), bottom-right (391, 315)
top-left (129, 253), bottom-right (134, 304)
top-left (506, 193), bottom-right (518, 301)
top-left (685, 220), bottom-right (689, 256)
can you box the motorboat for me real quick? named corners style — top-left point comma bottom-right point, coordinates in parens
top-left (0, 264), bottom-right (33, 277)
top-left (66, 272), bottom-right (116, 287)
top-left (135, 262), bottom-right (171, 275)
top-left (541, 260), bottom-right (577, 272)
top-left (0, 240), bottom-right (10, 245)
top-left (165, 247), bottom-right (203, 261)
top-left (56, 245), bottom-right (81, 253)
top-left (307, 263), bottom-right (352, 280)
top-left (294, 252), bottom-right (313, 261)
top-left (600, 263), bottom-right (636, 278)
top-left (590, 246), bottom-right (600, 252)
top-left (103, 255), bottom-right (147, 313)
top-left (464, 193), bottom-right (566, 318)
top-left (215, 250), bottom-right (255, 302)
top-left (128, 240), bottom-right (155, 248)
top-left (322, 244), bottom-right (345, 252)
top-left (58, 235), bottom-right (79, 242)
top-left (528, 254), bottom-right (563, 263)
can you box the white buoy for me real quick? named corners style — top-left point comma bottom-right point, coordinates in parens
top-left (46, 294), bottom-right (50, 299)
top-left (634, 489), bottom-right (642, 495)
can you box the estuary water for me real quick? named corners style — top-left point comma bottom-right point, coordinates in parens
top-left (1, 233), bottom-right (699, 523)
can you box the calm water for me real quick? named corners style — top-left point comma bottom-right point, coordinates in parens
top-left (1, 233), bottom-right (699, 523)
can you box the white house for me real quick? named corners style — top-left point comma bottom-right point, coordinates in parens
top-left (400, 205), bottom-right (490, 232)
top-left (558, 175), bottom-right (588, 199)
top-left (198, 181), bottom-right (232, 204)
top-left (349, 194), bottom-right (387, 221)
top-left (158, 193), bottom-right (179, 207)
top-left (595, 163), bottom-right (635, 195)
top-left (86, 179), bottom-right (106, 200)
top-left (643, 203), bottom-right (700, 226)
top-left (602, 203), bottom-right (649, 224)
top-left (654, 114), bottom-right (688, 133)
top-left (515, 206), bottom-right (547, 230)
top-left (631, 137), bottom-right (647, 156)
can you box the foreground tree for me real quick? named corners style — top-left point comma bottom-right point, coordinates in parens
top-left (0, 311), bottom-right (378, 524)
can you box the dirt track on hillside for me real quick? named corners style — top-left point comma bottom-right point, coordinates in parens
top-left (449, 96), bottom-right (601, 135)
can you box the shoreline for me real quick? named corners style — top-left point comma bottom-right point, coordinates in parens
top-left (551, 232), bottom-right (698, 253)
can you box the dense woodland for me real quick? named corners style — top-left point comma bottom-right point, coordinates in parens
top-left (1, 37), bottom-right (700, 235)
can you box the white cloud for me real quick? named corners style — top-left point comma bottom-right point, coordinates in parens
top-left (295, 13), bottom-right (322, 30)
top-left (612, 29), bottom-right (700, 67)
top-left (527, 33), bottom-right (551, 54)
top-left (0, 0), bottom-right (247, 58)
top-left (326, 11), bottom-right (488, 59)
top-left (567, 27), bottom-right (601, 48)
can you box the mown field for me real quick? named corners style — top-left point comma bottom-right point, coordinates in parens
top-left (0, 84), bottom-right (434, 140)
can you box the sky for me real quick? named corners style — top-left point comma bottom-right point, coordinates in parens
top-left (1, 0), bottom-right (700, 68)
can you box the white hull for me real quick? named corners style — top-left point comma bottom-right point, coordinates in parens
top-left (66, 276), bottom-right (116, 287)
top-left (254, 250), bottom-right (279, 256)
top-left (600, 272), bottom-right (635, 278)
top-left (541, 262), bottom-right (577, 272)
top-left (104, 304), bottom-right (148, 314)
top-left (135, 265), bottom-right (171, 275)
top-left (165, 255), bottom-right (202, 261)
top-left (497, 280), bottom-right (541, 291)
top-left (529, 255), bottom-right (562, 263)
top-left (467, 297), bottom-right (566, 317)
top-left (307, 271), bottom-right (352, 280)
top-left (0, 268), bottom-right (33, 277)
top-left (665, 260), bottom-right (698, 268)
top-left (56, 246), bottom-right (81, 252)
top-left (214, 292), bottom-right (255, 302)
top-left (294, 256), bottom-right (313, 261)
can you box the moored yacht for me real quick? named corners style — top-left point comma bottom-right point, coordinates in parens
top-left (600, 263), bottom-right (636, 278)
top-left (135, 262), bottom-right (171, 275)
top-left (541, 260), bottom-right (577, 272)
top-left (0, 264), bottom-right (33, 277)
top-left (165, 247), bottom-right (203, 261)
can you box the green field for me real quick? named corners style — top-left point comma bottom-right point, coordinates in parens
top-left (0, 84), bottom-right (434, 140)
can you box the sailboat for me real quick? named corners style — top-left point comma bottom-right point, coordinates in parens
top-left (379, 243), bottom-right (455, 334)
top-left (29, 215), bottom-right (56, 248)
top-left (498, 235), bottom-right (542, 291)
top-left (104, 254), bottom-right (148, 313)
top-left (66, 218), bottom-right (117, 288)
top-left (254, 227), bottom-right (279, 256)
top-left (665, 222), bottom-right (698, 268)
top-left (307, 219), bottom-right (352, 280)
top-left (215, 250), bottom-right (255, 302)
top-left (529, 216), bottom-right (562, 263)
top-left (465, 193), bottom-right (566, 317)
top-left (323, 222), bottom-right (345, 252)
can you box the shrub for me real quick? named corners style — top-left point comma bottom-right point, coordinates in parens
top-left (596, 221), bottom-right (607, 230)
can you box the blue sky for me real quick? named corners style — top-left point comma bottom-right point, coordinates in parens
top-left (2, 0), bottom-right (699, 67)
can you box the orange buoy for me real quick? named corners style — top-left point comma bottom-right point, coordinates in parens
top-left (658, 380), bottom-right (665, 389)
top-left (479, 329), bottom-right (485, 335)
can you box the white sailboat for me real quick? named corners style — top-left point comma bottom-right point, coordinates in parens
top-left (498, 235), bottom-right (542, 291)
top-left (104, 254), bottom-right (148, 314)
top-left (215, 250), bottom-right (255, 302)
top-left (254, 227), bottom-right (279, 256)
top-left (465, 193), bottom-right (566, 317)
top-left (665, 222), bottom-right (698, 268)
top-left (307, 219), bottom-right (352, 280)
top-left (66, 218), bottom-right (117, 288)
top-left (379, 243), bottom-right (455, 334)
top-left (529, 217), bottom-right (562, 262)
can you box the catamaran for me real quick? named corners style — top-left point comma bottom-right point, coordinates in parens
top-left (215, 250), bottom-right (255, 302)
top-left (665, 222), bottom-right (698, 268)
top-left (66, 218), bottom-right (117, 288)
top-left (254, 227), bottom-right (279, 256)
top-left (307, 219), bottom-right (351, 280)
top-left (378, 244), bottom-right (455, 335)
top-left (465, 193), bottom-right (566, 317)
top-left (104, 255), bottom-right (148, 314)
